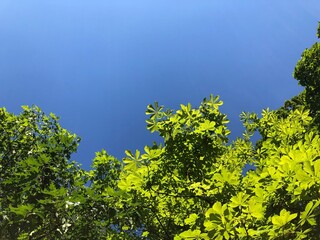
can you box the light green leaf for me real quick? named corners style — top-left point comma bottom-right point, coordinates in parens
top-left (229, 192), bottom-right (249, 208)
top-left (184, 213), bottom-right (198, 226)
top-left (272, 209), bottom-right (297, 228)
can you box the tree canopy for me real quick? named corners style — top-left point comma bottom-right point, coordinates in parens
top-left (294, 22), bottom-right (320, 126)
top-left (1, 24), bottom-right (320, 240)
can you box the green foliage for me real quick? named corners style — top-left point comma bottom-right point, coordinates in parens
top-left (1, 94), bottom-right (320, 239)
top-left (276, 90), bottom-right (306, 119)
top-left (294, 22), bottom-right (320, 126)
top-left (0, 106), bottom-right (82, 239)
top-left (175, 106), bottom-right (320, 239)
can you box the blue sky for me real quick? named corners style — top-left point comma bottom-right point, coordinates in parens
top-left (0, 1), bottom-right (319, 170)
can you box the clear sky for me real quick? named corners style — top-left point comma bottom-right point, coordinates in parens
top-left (0, 1), bottom-right (319, 170)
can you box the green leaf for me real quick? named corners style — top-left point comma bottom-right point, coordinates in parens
top-left (195, 120), bottom-right (216, 133)
top-left (211, 202), bottom-right (225, 216)
top-left (146, 102), bottom-right (164, 119)
top-left (247, 199), bottom-right (264, 220)
top-left (272, 209), bottom-right (297, 228)
top-left (9, 204), bottom-right (33, 217)
top-left (184, 213), bottom-right (198, 226)
top-left (179, 229), bottom-right (202, 239)
top-left (229, 192), bottom-right (249, 208)
top-left (300, 201), bottom-right (319, 226)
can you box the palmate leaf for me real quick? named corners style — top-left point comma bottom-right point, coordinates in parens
top-left (204, 94), bottom-right (223, 110)
top-left (296, 168), bottom-right (314, 190)
top-left (229, 192), bottom-right (249, 208)
top-left (125, 149), bottom-right (140, 160)
top-left (43, 184), bottom-right (67, 197)
top-left (146, 102), bottom-right (167, 133)
top-left (141, 145), bottom-right (163, 160)
top-left (180, 103), bottom-right (192, 114)
top-left (247, 199), bottom-right (264, 220)
top-left (206, 202), bottom-right (229, 220)
top-left (272, 209), bottom-right (297, 228)
top-left (146, 118), bottom-right (158, 132)
top-left (9, 204), bottom-right (33, 217)
top-left (118, 172), bottom-right (143, 191)
top-left (195, 120), bottom-right (216, 134)
top-left (211, 202), bottom-right (225, 216)
top-left (118, 178), bottom-right (131, 191)
top-left (146, 102), bottom-right (164, 119)
top-left (299, 201), bottom-right (320, 226)
top-left (123, 150), bottom-right (142, 171)
top-left (184, 213), bottom-right (199, 226)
